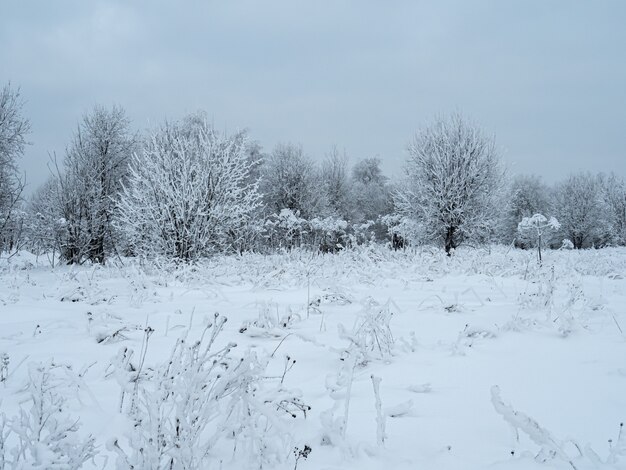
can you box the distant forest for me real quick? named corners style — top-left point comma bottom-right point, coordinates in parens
top-left (1, 83), bottom-right (625, 263)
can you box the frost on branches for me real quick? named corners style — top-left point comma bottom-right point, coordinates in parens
top-left (0, 83), bottom-right (30, 255)
top-left (394, 114), bottom-right (505, 255)
top-left (116, 114), bottom-right (261, 261)
top-left (0, 363), bottom-right (97, 469)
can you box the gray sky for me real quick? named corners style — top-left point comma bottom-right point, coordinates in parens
top-left (2, 0), bottom-right (625, 193)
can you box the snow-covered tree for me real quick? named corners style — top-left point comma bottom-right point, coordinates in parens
top-left (25, 177), bottom-right (68, 262)
top-left (259, 143), bottom-right (325, 220)
top-left (321, 147), bottom-right (352, 221)
top-left (350, 157), bottom-right (392, 231)
top-left (44, 105), bottom-right (137, 264)
top-left (116, 115), bottom-right (261, 260)
top-left (600, 173), bottom-right (626, 246)
top-left (0, 83), bottom-right (30, 254)
top-left (502, 174), bottom-right (551, 246)
top-left (395, 114), bottom-right (505, 254)
top-left (552, 173), bottom-right (610, 249)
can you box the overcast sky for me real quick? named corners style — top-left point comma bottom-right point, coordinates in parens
top-left (2, 0), bottom-right (625, 193)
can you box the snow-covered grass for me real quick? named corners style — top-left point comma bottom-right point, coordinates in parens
top-left (1, 245), bottom-right (625, 469)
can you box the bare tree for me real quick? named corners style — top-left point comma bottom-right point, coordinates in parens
top-left (0, 83), bottom-right (30, 254)
top-left (395, 114), bottom-right (505, 254)
top-left (116, 115), bottom-right (261, 261)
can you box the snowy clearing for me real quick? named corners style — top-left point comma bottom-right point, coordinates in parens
top-left (1, 246), bottom-right (625, 469)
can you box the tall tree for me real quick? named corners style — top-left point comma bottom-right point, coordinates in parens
top-left (57, 105), bottom-right (137, 263)
top-left (0, 83), bottom-right (30, 253)
top-left (321, 146), bottom-right (352, 220)
top-left (395, 114), bottom-right (505, 254)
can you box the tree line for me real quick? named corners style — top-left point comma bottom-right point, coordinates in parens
top-left (1, 83), bottom-right (625, 263)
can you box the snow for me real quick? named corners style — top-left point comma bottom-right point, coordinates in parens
top-left (1, 246), bottom-right (625, 469)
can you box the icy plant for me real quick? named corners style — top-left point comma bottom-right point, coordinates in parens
top-left (491, 385), bottom-right (576, 467)
top-left (452, 323), bottom-right (497, 355)
top-left (602, 422), bottom-right (626, 466)
top-left (110, 313), bottom-right (308, 469)
top-left (106, 345), bottom-right (144, 413)
top-left (338, 298), bottom-right (396, 366)
top-left (518, 265), bottom-right (557, 317)
top-left (239, 302), bottom-right (302, 337)
top-left (292, 444), bottom-right (312, 470)
top-left (0, 363), bottom-right (97, 469)
top-left (370, 375), bottom-right (386, 447)
top-left (517, 213), bottom-right (561, 264)
top-left (0, 353), bottom-right (7, 384)
top-left (491, 386), bottom-right (626, 468)
top-left (321, 354), bottom-right (357, 448)
top-left (124, 265), bottom-right (160, 307)
top-left (58, 269), bottom-right (111, 305)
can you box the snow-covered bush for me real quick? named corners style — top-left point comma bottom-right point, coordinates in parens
top-left (117, 114), bottom-right (261, 261)
top-left (380, 213), bottom-right (424, 249)
top-left (263, 208), bottom-right (308, 250)
top-left (338, 298), bottom-right (396, 366)
top-left (0, 363), bottom-right (97, 468)
top-left (309, 216), bottom-right (348, 253)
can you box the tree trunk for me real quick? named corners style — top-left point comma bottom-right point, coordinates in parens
top-left (445, 226), bottom-right (456, 256)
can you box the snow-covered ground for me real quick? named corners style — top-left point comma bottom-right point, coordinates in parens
top-left (1, 246), bottom-right (625, 469)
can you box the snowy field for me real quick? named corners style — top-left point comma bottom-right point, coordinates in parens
top-left (1, 246), bottom-right (626, 469)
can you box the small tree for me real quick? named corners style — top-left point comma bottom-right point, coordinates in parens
top-left (395, 114), bottom-right (505, 254)
top-left (517, 214), bottom-right (560, 264)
